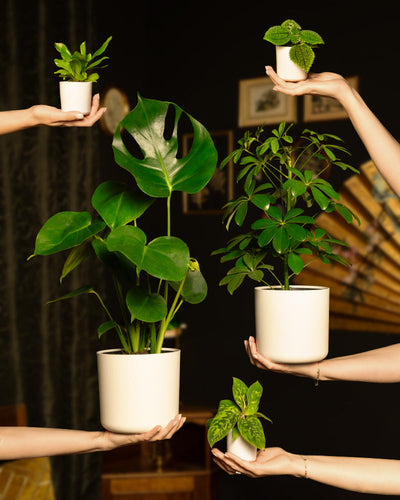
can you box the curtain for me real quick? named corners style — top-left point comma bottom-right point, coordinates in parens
top-left (0, 1), bottom-right (105, 498)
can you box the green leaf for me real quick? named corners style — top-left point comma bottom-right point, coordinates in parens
top-left (263, 25), bottom-right (291, 45)
top-left (46, 285), bottom-right (95, 304)
top-left (245, 381), bottom-right (262, 415)
top-left (92, 181), bottom-right (153, 229)
top-left (106, 225), bottom-right (190, 281)
top-left (310, 186), bottom-right (330, 210)
top-left (250, 194), bottom-right (274, 211)
top-left (60, 239), bottom-right (93, 282)
top-left (289, 44), bottom-right (315, 72)
top-left (299, 30), bottom-right (324, 45)
top-left (207, 400), bottom-right (241, 447)
top-left (97, 320), bottom-right (118, 338)
top-left (232, 377), bottom-right (248, 411)
top-left (126, 285), bottom-right (167, 322)
top-left (32, 212), bottom-right (106, 256)
top-left (169, 267), bottom-right (208, 304)
top-left (112, 95), bottom-right (218, 198)
top-left (237, 415), bottom-right (266, 449)
top-left (288, 252), bottom-right (304, 274)
top-left (272, 226), bottom-right (289, 254)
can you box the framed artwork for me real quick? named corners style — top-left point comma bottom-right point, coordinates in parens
top-left (182, 130), bottom-right (234, 215)
top-left (303, 76), bottom-right (359, 122)
top-left (238, 76), bottom-right (297, 127)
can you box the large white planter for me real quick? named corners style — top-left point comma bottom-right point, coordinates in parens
top-left (254, 286), bottom-right (329, 363)
top-left (276, 46), bottom-right (307, 82)
top-left (59, 81), bottom-right (93, 115)
top-left (227, 431), bottom-right (257, 461)
top-left (97, 348), bottom-right (180, 433)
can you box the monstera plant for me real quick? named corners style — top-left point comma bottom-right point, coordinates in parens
top-left (31, 94), bottom-right (218, 355)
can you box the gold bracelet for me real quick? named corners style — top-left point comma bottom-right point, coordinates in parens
top-left (314, 362), bottom-right (320, 387)
top-left (303, 456), bottom-right (308, 479)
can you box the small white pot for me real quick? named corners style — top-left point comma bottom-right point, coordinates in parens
top-left (276, 46), bottom-right (307, 82)
top-left (255, 285), bottom-right (329, 363)
top-left (59, 81), bottom-right (93, 115)
top-left (227, 431), bottom-right (257, 461)
top-left (97, 348), bottom-right (180, 433)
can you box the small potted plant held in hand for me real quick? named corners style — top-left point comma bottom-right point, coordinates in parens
top-left (213, 122), bottom-right (360, 363)
top-left (208, 377), bottom-right (272, 461)
top-left (263, 19), bottom-right (324, 81)
top-left (30, 94), bottom-right (218, 433)
top-left (54, 35), bottom-right (112, 114)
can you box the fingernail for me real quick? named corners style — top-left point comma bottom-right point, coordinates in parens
top-left (75, 113), bottom-right (84, 119)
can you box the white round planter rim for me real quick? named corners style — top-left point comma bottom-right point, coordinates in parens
top-left (255, 285), bottom-right (329, 292)
top-left (97, 347), bottom-right (178, 356)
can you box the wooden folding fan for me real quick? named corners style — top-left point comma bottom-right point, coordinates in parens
top-left (293, 160), bottom-right (400, 333)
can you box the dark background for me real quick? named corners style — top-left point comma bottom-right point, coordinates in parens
top-left (4, 1), bottom-right (400, 499)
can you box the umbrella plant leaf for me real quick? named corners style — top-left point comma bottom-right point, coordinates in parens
top-left (92, 181), bottom-right (153, 229)
top-left (288, 252), bottom-right (305, 274)
top-left (32, 211), bottom-right (106, 256)
top-left (112, 95), bottom-right (218, 198)
top-left (126, 285), bottom-right (167, 322)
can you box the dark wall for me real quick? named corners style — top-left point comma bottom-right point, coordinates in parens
top-left (95, 2), bottom-right (400, 499)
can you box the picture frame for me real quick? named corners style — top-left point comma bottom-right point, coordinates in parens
top-left (303, 76), bottom-right (359, 122)
top-left (182, 130), bottom-right (234, 215)
top-left (238, 76), bottom-right (297, 127)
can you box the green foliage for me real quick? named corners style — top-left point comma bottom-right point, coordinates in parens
top-left (263, 19), bottom-right (324, 72)
top-left (213, 122), bottom-right (360, 293)
top-left (207, 378), bottom-right (272, 450)
top-left (31, 95), bottom-right (218, 354)
top-left (54, 36), bottom-right (112, 82)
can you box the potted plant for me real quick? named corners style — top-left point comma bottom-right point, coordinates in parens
top-left (30, 94), bottom-right (218, 433)
top-left (263, 19), bottom-right (324, 81)
top-left (207, 377), bottom-right (271, 461)
top-left (213, 122), bottom-right (360, 363)
top-left (54, 35), bottom-right (112, 114)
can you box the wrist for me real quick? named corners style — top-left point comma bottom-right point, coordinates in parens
top-left (291, 453), bottom-right (309, 478)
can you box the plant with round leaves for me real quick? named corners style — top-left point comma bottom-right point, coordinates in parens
top-left (207, 377), bottom-right (272, 450)
top-left (30, 94), bottom-right (218, 354)
top-left (54, 36), bottom-right (112, 82)
top-left (263, 19), bottom-right (324, 72)
top-left (212, 122), bottom-right (360, 293)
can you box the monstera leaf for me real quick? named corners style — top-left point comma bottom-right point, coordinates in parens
top-left (112, 94), bottom-right (218, 198)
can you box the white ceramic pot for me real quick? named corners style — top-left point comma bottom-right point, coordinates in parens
top-left (97, 348), bottom-right (180, 433)
top-left (254, 285), bottom-right (329, 363)
top-left (59, 81), bottom-right (93, 114)
top-left (227, 431), bottom-right (257, 461)
top-left (276, 46), bottom-right (307, 82)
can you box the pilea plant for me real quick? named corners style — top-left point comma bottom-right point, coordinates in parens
top-left (30, 95), bottom-right (218, 354)
top-left (213, 122), bottom-right (360, 293)
top-left (54, 36), bottom-right (112, 82)
top-left (263, 19), bottom-right (324, 72)
top-left (207, 377), bottom-right (271, 450)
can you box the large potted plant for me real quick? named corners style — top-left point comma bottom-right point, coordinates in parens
top-left (207, 377), bottom-right (271, 461)
top-left (30, 95), bottom-right (218, 433)
top-left (54, 36), bottom-right (112, 114)
top-left (263, 19), bottom-right (324, 81)
top-left (213, 122), bottom-right (360, 363)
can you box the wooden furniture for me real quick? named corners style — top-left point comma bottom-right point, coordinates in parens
top-left (101, 406), bottom-right (218, 500)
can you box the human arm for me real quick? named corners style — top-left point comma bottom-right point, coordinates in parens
top-left (0, 93), bottom-right (106, 135)
top-left (266, 66), bottom-right (400, 197)
top-left (211, 447), bottom-right (400, 495)
top-left (245, 336), bottom-right (400, 383)
top-left (0, 414), bottom-right (185, 460)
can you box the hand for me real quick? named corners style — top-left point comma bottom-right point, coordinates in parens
top-left (100, 414), bottom-right (186, 451)
top-left (265, 66), bottom-right (354, 101)
top-left (211, 446), bottom-right (300, 478)
top-left (244, 336), bottom-right (318, 379)
top-left (30, 93), bottom-right (106, 127)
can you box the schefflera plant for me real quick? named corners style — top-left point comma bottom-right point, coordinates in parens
top-left (30, 95), bottom-right (218, 354)
top-left (213, 122), bottom-right (360, 293)
top-left (207, 377), bottom-right (272, 450)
